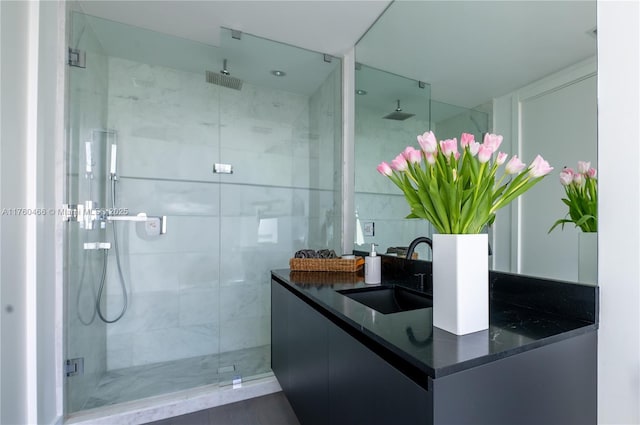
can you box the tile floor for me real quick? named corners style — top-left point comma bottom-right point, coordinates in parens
top-left (144, 392), bottom-right (300, 425)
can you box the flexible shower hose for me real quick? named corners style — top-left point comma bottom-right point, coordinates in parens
top-left (95, 177), bottom-right (129, 323)
top-left (75, 242), bottom-right (98, 326)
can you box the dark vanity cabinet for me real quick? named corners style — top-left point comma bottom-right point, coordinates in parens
top-left (272, 281), bottom-right (431, 425)
top-left (272, 275), bottom-right (597, 425)
top-left (272, 280), bottom-right (330, 425)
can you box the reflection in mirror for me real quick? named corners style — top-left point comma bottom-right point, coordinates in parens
top-left (354, 65), bottom-right (490, 261)
top-left (354, 65), bottom-right (433, 261)
top-left (354, 1), bottom-right (597, 284)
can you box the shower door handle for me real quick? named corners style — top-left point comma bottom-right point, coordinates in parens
top-left (107, 213), bottom-right (151, 222)
top-left (107, 213), bottom-right (167, 234)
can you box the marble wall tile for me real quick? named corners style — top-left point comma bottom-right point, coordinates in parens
top-left (219, 316), bottom-right (270, 353)
top-left (106, 291), bottom-right (179, 336)
top-left (105, 332), bottom-right (134, 370)
top-left (114, 215), bottom-right (219, 255)
top-left (353, 98), bottom-right (437, 261)
top-left (131, 324), bottom-right (219, 366)
top-left (117, 136), bottom-right (219, 182)
top-left (355, 192), bottom-right (413, 220)
top-left (105, 252), bottom-right (180, 294)
top-left (116, 178), bottom-right (220, 217)
top-left (355, 105), bottom-right (431, 194)
top-left (179, 288), bottom-right (219, 327)
top-left (178, 252), bottom-right (219, 290)
top-left (219, 282), bottom-right (263, 321)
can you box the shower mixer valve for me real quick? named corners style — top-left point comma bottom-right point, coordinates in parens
top-left (63, 203), bottom-right (167, 235)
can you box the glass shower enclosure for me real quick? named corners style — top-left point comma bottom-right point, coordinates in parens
top-left (65, 8), bottom-right (342, 414)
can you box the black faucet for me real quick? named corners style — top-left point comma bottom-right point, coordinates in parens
top-left (405, 237), bottom-right (433, 260)
top-left (405, 236), bottom-right (492, 259)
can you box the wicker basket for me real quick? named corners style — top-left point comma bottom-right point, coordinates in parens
top-left (289, 257), bottom-right (364, 272)
top-left (290, 271), bottom-right (363, 285)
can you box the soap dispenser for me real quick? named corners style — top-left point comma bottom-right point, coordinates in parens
top-left (365, 243), bottom-right (381, 284)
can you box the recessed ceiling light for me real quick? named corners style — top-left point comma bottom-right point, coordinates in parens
top-left (271, 70), bottom-right (286, 77)
top-left (356, 89), bottom-right (367, 95)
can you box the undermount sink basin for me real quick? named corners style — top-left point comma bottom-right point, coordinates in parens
top-left (338, 285), bottom-right (432, 314)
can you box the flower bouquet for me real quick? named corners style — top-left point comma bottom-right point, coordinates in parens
top-left (376, 130), bottom-right (553, 335)
top-left (376, 131), bottom-right (553, 234)
top-left (549, 161), bottom-right (597, 233)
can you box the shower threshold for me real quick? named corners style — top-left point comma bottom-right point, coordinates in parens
top-left (74, 345), bottom-right (271, 412)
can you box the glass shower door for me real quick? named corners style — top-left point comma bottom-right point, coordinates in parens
top-left (214, 29), bottom-right (343, 386)
top-left (65, 7), bottom-right (342, 416)
top-left (65, 10), bottom-right (224, 412)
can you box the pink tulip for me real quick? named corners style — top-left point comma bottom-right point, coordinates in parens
top-left (376, 161), bottom-right (393, 176)
top-left (587, 168), bottom-right (597, 178)
top-left (417, 131), bottom-right (438, 154)
top-left (460, 133), bottom-right (475, 148)
top-left (505, 155), bottom-right (526, 175)
top-left (477, 145), bottom-right (493, 164)
top-left (440, 138), bottom-right (458, 158)
top-left (559, 168), bottom-right (573, 186)
top-left (577, 161), bottom-right (591, 174)
top-left (496, 152), bottom-right (508, 165)
top-left (425, 152), bottom-right (436, 165)
top-left (390, 153), bottom-right (408, 172)
top-left (528, 155), bottom-right (554, 178)
top-left (402, 146), bottom-right (422, 164)
top-left (482, 133), bottom-right (503, 153)
top-left (573, 172), bottom-right (584, 185)
top-left (469, 141), bottom-right (480, 156)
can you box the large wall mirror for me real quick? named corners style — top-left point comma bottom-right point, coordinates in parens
top-left (354, 0), bottom-right (597, 285)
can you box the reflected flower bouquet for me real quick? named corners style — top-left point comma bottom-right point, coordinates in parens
top-left (549, 161), bottom-right (597, 233)
top-left (377, 131), bottom-right (553, 234)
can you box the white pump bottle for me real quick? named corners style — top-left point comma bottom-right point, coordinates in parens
top-left (364, 243), bottom-right (381, 284)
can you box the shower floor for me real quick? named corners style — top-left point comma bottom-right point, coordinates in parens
top-left (81, 345), bottom-right (272, 411)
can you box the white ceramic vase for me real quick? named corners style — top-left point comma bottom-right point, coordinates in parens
top-left (578, 232), bottom-right (598, 285)
top-left (432, 233), bottom-right (489, 335)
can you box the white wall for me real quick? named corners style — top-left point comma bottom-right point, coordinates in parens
top-left (0, 1), bottom-right (64, 424)
top-left (597, 1), bottom-right (640, 423)
top-left (493, 58), bottom-right (597, 282)
top-left (1, 2), bottom-right (31, 423)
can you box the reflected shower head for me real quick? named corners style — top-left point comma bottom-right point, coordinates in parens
top-left (383, 100), bottom-right (414, 121)
top-left (206, 59), bottom-right (243, 90)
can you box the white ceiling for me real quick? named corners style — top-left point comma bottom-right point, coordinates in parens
top-left (357, 1), bottom-right (597, 108)
top-left (77, 0), bottom-right (391, 56)
top-left (78, 0), bottom-right (597, 109)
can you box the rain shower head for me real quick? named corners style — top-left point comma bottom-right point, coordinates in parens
top-left (383, 100), bottom-right (414, 121)
top-left (206, 59), bottom-right (243, 90)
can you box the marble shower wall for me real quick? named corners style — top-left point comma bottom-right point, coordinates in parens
top-left (103, 57), bottom-right (341, 370)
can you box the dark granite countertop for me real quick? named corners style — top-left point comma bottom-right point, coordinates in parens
top-left (271, 265), bottom-right (598, 381)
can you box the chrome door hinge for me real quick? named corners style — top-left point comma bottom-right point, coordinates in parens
top-left (65, 358), bottom-right (84, 377)
top-left (68, 47), bottom-right (86, 68)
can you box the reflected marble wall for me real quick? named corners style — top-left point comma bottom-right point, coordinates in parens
top-left (354, 104), bottom-right (434, 259)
